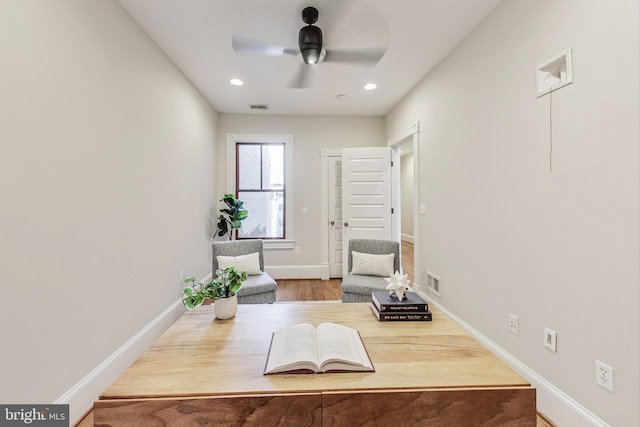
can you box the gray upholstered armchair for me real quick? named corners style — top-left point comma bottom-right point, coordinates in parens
top-left (212, 240), bottom-right (277, 304)
top-left (341, 239), bottom-right (401, 303)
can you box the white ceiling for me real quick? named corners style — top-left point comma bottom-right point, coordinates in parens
top-left (118, 0), bottom-right (502, 116)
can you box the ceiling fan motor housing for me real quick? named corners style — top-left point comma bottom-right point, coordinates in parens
top-left (299, 25), bottom-right (323, 64)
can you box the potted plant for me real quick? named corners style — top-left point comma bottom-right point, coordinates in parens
top-left (182, 267), bottom-right (247, 319)
top-left (215, 194), bottom-right (248, 240)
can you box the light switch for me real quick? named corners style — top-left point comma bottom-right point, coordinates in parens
top-left (302, 207), bottom-right (308, 215)
top-left (420, 204), bottom-right (426, 215)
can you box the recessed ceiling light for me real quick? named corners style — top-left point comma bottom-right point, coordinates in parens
top-left (336, 94), bottom-right (348, 101)
top-left (230, 78), bottom-right (244, 86)
top-left (364, 83), bottom-right (377, 90)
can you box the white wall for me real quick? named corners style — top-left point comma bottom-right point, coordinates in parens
top-left (217, 114), bottom-right (386, 275)
top-left (385, 0), bottom-right (639, 425)
top-left (0, 1), bottom-right (218, 422)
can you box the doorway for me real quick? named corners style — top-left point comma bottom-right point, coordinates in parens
top-left (399, 144), bottom-right (415, 283)
top-left (389, 122), bottom-right (420, 287)
top-left (320, 122), bottom-right (419, 283)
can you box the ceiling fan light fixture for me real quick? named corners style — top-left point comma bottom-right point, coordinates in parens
top-left (301, 48), bottom-right (320, 65)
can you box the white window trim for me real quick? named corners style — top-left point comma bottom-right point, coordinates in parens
top-left (226, 133), bottom-right (295, 250)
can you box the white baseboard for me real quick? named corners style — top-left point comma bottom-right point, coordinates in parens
top-left (417, 291), bottom-right (609, 427)
top-left (55, 299), bottom-right (187, 425)
top-left (320, 263), bottom-right (330, 280)
top-left (401, 234), bottom-right (414, 244)
top-left (265, 265), bottom-right (322, 280)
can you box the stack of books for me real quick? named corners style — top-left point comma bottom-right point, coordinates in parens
top-left (370, 291), bottom-right (432, 321)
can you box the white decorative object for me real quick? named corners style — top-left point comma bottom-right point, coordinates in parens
top-left (214, 294), bottom-right (238, 320)
top-left (351, 251), bottom-right (395, 277)
top-left (384, 271), bottom-right (411, 301)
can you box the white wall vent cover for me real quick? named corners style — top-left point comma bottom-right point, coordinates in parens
top-left (426, 272), bottom-right (441, 297)
top-left (536, 48), bottom-right (573, 97)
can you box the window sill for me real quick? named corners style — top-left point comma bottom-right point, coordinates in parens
top-left (263, 240), bottom-right (295, 250)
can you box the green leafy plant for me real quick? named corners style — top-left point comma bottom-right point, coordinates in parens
top-left (181, 267), bottom-right (248, 309)
top-left (216, 194), bottom-right (248, 240)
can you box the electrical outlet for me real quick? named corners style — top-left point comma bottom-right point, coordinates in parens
top-left (544, 327), bottom-right (557, 352)
top-left (508, 314), bottom-right (519, 335)
top-left (595, 360), bottom-right (614, 392)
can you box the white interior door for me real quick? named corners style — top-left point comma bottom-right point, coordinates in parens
top-left (341, 147), bottom-right (393, 275)
top-left (328, 157), bottom-right (343, 277)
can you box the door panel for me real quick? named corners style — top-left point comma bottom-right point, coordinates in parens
top-left (341, 147), bottom-right (392, 275)
top-left (349, 204), bottom-right (386, 220)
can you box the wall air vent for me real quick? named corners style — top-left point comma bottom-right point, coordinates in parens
top-left (426, 272), bottom-right (441, 297)
top-left (249, 104), bottom-right (269, 110)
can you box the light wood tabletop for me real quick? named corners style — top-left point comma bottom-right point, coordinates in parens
top-left (96, 302), bottom-right (535, 426)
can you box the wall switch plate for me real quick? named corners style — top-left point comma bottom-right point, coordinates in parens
top-left (294, 246), bottom-right (301, 254)
top-left (595, 360), bottom-right (614, 392)
top-left (544, 327), bottom-right (557, 352)
top-left (508, 314), bottom-right (519, 335)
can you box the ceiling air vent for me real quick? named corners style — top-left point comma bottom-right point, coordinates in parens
top-left (249, 104), bottom-right (269, 110)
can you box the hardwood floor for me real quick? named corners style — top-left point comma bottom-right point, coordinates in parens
top-left (402, 240), bottom-right (414, 284)
top-left (75, 276), bottom-right (555, 427)
top-left (275, 278), bottom-right (342, 302)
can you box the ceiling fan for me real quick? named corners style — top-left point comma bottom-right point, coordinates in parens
top-left (232, 6), bottom-right (387, 88)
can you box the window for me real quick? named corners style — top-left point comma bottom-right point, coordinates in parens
top-left (226, 133), bottom-right (294, 248)
top-left (236, 143), bottom-right (285, 239)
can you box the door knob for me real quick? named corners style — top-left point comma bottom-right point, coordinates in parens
top-left (330, 221), bottom-right (335, 225)
top-left (344, 222), bottom-right (349, 227)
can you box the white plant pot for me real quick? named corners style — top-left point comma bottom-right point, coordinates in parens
top-left (214, 294), bottom-right (238, 320)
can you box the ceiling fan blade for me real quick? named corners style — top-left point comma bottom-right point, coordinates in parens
top-left (232, 37), bottom-right (298, 57)
top-left (315, 0), bottom-right (357, 42)
top-left (288, 64), bottom-right (314, 89)
top-left (324, 47), bottom-right (387, 66)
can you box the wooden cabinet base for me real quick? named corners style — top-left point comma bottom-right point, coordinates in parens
top-left (95, 387), bottom-right (535, 427)
top-left (323, 387), bottom-right (536, 427)
top-left (94, 393), bottom-right (321, 427)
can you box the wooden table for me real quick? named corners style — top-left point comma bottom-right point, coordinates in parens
top-left (94, 303), bottom-right (535, 426)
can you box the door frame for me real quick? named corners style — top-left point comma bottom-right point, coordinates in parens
top-left (320, 121), bottom-right (420, 282)
top-left (388, 121), bottom-right (421, 288)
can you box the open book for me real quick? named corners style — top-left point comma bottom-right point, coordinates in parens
top-left (264, 322), bottom-right (375, 374)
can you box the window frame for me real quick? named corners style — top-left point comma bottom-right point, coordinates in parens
top-left (235, 142), bottom-right (286, 240)
top-left (226, 134), bottom-right (294, 250)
